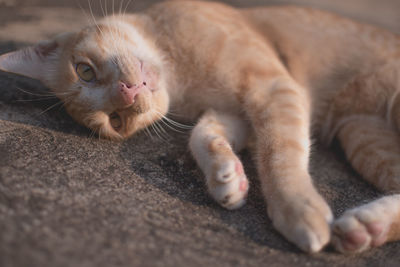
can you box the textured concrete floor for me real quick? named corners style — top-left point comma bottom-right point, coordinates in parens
top-left (1, 1), bottom-right (400, 266)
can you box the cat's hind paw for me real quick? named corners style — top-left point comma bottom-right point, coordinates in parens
top-left (207, 157), bottom-right (249, 210)
top-left (332, 198), bottom-right (395, 253)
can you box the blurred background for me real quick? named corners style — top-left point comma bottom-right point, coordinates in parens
top-left (0, 0), bottom-right (399, 45)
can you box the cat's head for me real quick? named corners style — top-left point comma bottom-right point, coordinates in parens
top-left (0, 17), bottom-right (169, 140)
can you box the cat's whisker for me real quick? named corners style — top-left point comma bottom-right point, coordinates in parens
top-left (154, 120), bottom-right (169, 137)
top-left (98, 126), bottom-right (103, 141)
top-left (165, 110), bottom-right (184, 117)
top-left (154, 113), bottom-right (185, 134)
top-left (122, 0), bottom-right (133, 16)
top-left (99, 1), bottom-right (121, 65)
top-left (88, 0), bottom-right (107, 42)
top-left (149, 123), bottom-right (163, 141)
top-left (76, 0), bottom-right (92, 25)
top-left (154, 110), bottom-right (194, 130)
top-left (89, 0), bottom-right (125, 69)
top-left (159, 120), bottom-right (187, 134)
top-left (53, 90), bottom-right (79, 97)
top-left (59, 96), bottom-right (76, 111)
top-left (37, 100), bottom-right (65, 116)
top-left (148, 105), bottom-right (177, 132)
top-left (106, 0), bottom-right (111, 17)
top-left (55, 90), bottom-right (76, 103)
top-left (40, 93), bottom-right (77, 116)
top-left (154, 124), bottom-right (168, 140)
top-left (153, 120), bottom-right (169, 140)
top-left (99, 0), bottom-right (106, 18)
top-left (14, 86), bottom-right (70, 98)
top-left (112, 0), bottom-right (116, 18)
top-left (141, 126), bottom-right (151, 139)
top-left (119, 0), bottom-right (125, 16)
top-left (163, 117), bottom-right (193, 129)
top-left (155, 110), bottom-right (192, 128)
top-left (16, 96), bottom-right (58, 102)
top-left (146, 111), bottom-right (169, 142)
top-left (87, 0), bottom-right (97, 23)
top-left (104, 0), bottom-right (110, 17)
top-left (89, 130), bottom-right (95, 139)
top-left (24, 96), bottom-right (75, 117)
top-left (88, 127), bottom-right (97, 140)
top-left (107, 0), bottom-right (134, 66)
top-left (150, 110), bottom-right (186, 134)
top-left (146, 127), bottom-right (154, 140)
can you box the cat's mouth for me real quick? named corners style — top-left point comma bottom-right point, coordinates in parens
top-left (108, 91), bottom-right (152, 133)
top-left (109, 112), bottom-right (122, 131)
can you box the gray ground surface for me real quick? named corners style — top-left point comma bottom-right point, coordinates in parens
top-left (1, 0), bottom-right (400, 266)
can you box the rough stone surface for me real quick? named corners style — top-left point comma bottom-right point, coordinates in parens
top-left (1, 1), bottom-right (400, 266)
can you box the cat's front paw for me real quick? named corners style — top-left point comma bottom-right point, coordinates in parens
top-left (332, 197), bottom-right (396, 253)
top-left (207, 157), bottom-right (249, 210)
top-left (268, 188), bottom-right (333, 253)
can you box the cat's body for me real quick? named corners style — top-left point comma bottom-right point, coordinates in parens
top-left (1, 0), bottom-right (400, 254)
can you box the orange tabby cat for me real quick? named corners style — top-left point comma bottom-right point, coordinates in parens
top-left (1, 0), bottom-right (400, 254)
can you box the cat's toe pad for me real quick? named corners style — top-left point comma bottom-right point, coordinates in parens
top-left (215, 160), bottom-right (244, 183)
top-left (332, 204), bottom-right (390, 253)
top-left (207, 159), bottom-right (249, 210)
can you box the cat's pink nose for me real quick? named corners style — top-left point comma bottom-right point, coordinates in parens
top-left (117, 81), bottom-right (141, 106)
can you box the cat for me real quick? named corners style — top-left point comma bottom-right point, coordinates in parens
top-left (1, 0), bottom-right (400, 254)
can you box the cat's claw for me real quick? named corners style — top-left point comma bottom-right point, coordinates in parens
top-left (332, 198), bottom-right (395, 253)
top-left (207, 158), bottom-right (249, 210)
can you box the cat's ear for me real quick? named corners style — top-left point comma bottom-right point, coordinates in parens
top-left (0, 32), bottom-right (73, 83)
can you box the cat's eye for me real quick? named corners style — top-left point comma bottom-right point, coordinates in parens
top-left (109, 112), bottom-right (122, 130)
top-left (76, 63), bottom-right (96, 82)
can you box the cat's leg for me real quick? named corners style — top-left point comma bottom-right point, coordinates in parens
top-left (241, 75), bottom-right (332, 253)
top-left (332, 116), bottom-right (400, 253)
top-left (189, 110), bottom-right (250, 210)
